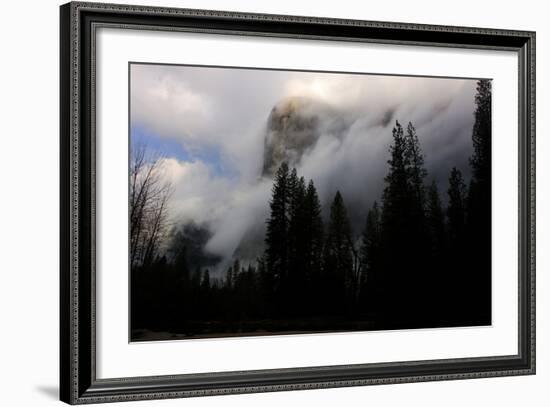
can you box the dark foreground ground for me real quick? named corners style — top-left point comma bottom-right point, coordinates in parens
top-left (130, 316), bottom-right (490, 342)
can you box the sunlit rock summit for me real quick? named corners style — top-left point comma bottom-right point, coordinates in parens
top-left (261, 96), bottom-right (347, 176)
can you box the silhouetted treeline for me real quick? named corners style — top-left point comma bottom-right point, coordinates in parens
top-left (131, 80), bottom-right (491, 339)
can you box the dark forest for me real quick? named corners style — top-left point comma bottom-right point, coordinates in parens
top-left (130, 79), bottom-right (491, 341)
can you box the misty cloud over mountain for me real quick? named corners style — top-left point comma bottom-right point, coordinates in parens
top-left (262, 96), bottom-right (348, 176)
top-left (131, 64), bottom-right (478, 276)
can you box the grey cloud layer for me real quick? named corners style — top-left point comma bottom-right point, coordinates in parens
top-left (131, 64), bottom-right (477, 272)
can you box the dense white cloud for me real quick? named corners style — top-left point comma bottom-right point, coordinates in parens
top-left (156, 157), bottom-right (271, 273)
top-left (131, 66), bottom-right (213, 143)
top-left (132, 64), bottom-right (479, 274)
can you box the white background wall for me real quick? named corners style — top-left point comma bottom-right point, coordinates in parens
top-left (0, 0), bottom-right (546, 406)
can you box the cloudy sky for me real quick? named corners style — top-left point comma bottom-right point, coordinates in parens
top-left (130, 63), bottom-right (479, 273)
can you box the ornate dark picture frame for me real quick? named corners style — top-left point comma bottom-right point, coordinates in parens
top-left (60, 1), bottom-right (535, 404)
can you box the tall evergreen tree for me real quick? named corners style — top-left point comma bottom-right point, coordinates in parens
top-left (304, 180), bottom-right (324, 275)
top-left (382, 121), bottom-right (409, 221)
top-left (287, 170), bottom-right (307, 313)
top-left (380, 121), bottom-right (415, 319)
top-left (470, 80), bottom-right (492, 184)
top-left (466, 79), bottom-right (492, 323)
top-left (384, 121), bottom-right (410, 317)
top-left (265, 162), bottom-right (291, 309)
top-left (323, 191), bottom-right (354, 314)
top-left (359, 201), bottom-right (381, 312)
top-left (302, 179), bottom-right (324, 314)
top-left (404, 121), bottom-right (427, 208)
top-left (404, 122), bottom-right (431, 308)
top-left (288, 169), bottom-right (305, 222)
top-left (379, 120), bottom-right (432, 320)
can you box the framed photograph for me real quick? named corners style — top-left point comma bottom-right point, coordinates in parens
top-left (60, 1), bottom-right (536, 404)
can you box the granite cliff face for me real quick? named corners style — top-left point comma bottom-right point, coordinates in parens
top-left (262, 96), bottom-right (348, 176)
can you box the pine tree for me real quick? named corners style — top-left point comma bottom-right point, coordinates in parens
top-left (303, 179), bottom-right (324, 314)
top-left (382, 121), bottom-right (409, 221)
top-left (359, 201), bottom-right (381, 311)
top-left (288, 169), bottom-right (306, 223)
top-left (380, 121), bottom-right (412, 317)
top-left (470, 80), bottom-right (492, 183)
top-left (304, 180), bottom-right (324, 279)
top-left (405, 122), bottom-right (431, 307)
top-left (405, 121), bottom-right (427, 207)
top-left (465, 79), bottom-right (492, 324)
top-left (265, 162), bottom-right (291, 301)
top-left (323, 191), bottom-right (354, 314)
top-left (380, 120), bottom-right (432, 319)
top-left (287, 171), bottom-right (307, 312)
top-left (381, 120), bottom-right (414, 244)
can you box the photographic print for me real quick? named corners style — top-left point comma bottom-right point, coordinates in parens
top-left (129, 63), bottom-right (492, 342)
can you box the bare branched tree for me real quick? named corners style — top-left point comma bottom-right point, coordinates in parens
top-left (130, 143), bottom-right (173, 269)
